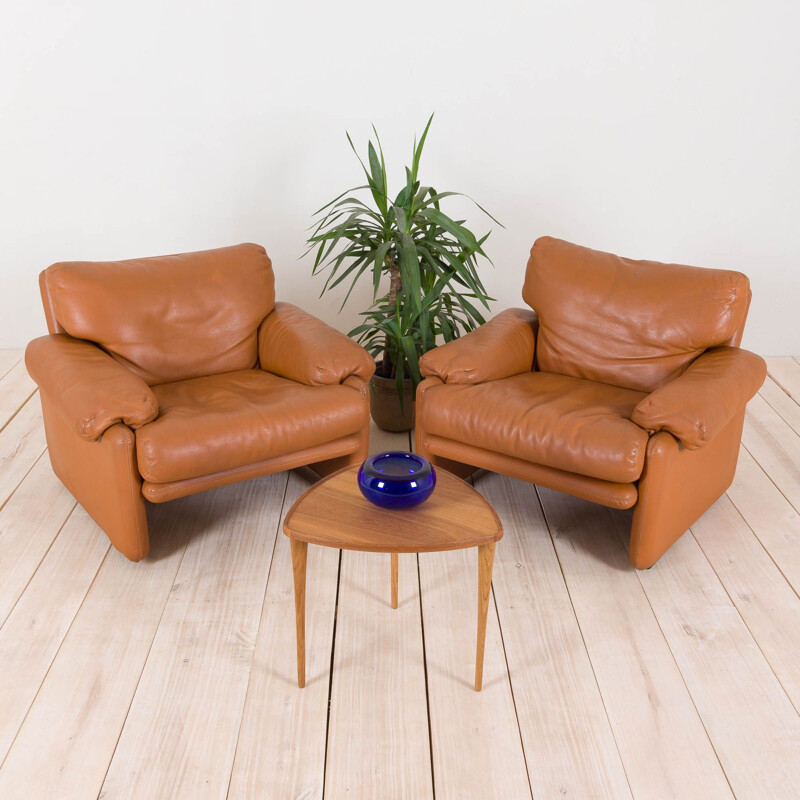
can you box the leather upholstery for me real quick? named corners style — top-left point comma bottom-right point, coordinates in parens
top-left (40, 243), bottom-right (274, 385)
top-left (39, 394), bottom-right (149, 561)
top-left (417, 377), bottom-right (639, 510)
top-left (27, 244), bottom-right (373, 561)
top-left (136, 369), bottom-right (368, 483)
top-left (632, 346), bottom-right (766, 449)
top-left (420, 371), bottom-right (649, 483)
top-left (26, 334), bottom-right (158, 441)
top-left (629, 409), bottom-right (745, 568)
top-left (142, 432), bottom-right (367, 503)
top-left (523, 237), bottom-right (751, 392)
top-left (418, 237), bottom-right (765, 568)
top-left (259, 302), bottom-right (375, 385)
top-left (418, 308), bottom-right (538, 384)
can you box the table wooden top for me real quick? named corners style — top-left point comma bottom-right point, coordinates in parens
top-left (283, 466), bottom-right (503, 553)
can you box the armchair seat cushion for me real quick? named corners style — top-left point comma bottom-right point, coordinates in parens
top-left (136, 369), bottom-right (367, 484)
top-left (422, 371), bottom-right (650, 483)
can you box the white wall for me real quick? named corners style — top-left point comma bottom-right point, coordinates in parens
top-left (2, 0), bottom-right (798, 354)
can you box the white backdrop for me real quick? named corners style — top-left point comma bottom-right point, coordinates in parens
top-left (2, 0), bottom-right (798, 353)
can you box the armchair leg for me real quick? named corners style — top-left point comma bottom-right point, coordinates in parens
top-left (629, 409), bottom-right (745, 569)
top-left (40, 394), bottom-right (149, 561)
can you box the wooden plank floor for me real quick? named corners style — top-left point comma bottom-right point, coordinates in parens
top-left (1, 349), bottom-right (799, 799)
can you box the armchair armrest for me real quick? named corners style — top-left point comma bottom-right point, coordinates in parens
top-left (25, 334), bottom-right (158, 441)
top-left (419, 308), bottom-right (537, 384)
top-left (258, 302), bottom-right (375, 386)
top-left (631, 346), bottom-right (766, 449)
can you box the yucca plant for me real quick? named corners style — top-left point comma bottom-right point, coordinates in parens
top-left (305, 114), bottom-right (498, 418)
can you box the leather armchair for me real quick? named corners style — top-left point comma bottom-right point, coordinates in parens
top-left (416, 237), bottom-right (766, 569)
top-left (26, 244), bottom-right (374, 561)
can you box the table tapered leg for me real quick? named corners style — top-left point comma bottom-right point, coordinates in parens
top-left (391, 552), bottom-right (399, 609)
top-left (290, 538), bottom-right (308, 688)
top-left (475, 541), bottom-right (496, 691)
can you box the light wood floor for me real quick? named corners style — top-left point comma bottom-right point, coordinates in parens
top-left (1, 352), bottom-right (799, 799)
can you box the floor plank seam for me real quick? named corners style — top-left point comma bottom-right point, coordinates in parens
top-left (0, 389), bottom-right (37, 436)
top-left (755, 388), bottom-right (800, 429)
top-left (0, 467), bottom-right (78, 631)
top-left (689, 524), bottom-right (800, 719)
top-left (740, 439), bottom-right (800, 516)
top-left (224, 471), bottom-right (290, 800)
top-left (0, 442), bottom-right (48, 518)
top-left (415, 553), bottom-right (437, 800)
top-left (3, 405), bottom-right (799, 796)
top-left (534, 485), bottom-right (636, 800)
top-left (723, 486), bottom-right (800, 604)
top-left (0, 355), bottom-right (22, 382)
top-left (320, 547), bottom-right (343, 799)
top-left (94, 529), bottom-right (194, 800)
top-left (490, 584), bottom-right (534, 799)
top-left (766, 367), bottom-right (800, 405)
top-left (0, 534), bottom-right (111, 775)
top-left (627, 533), bottom-right (739, 799)
top-left (763, 377), bottom-right (800, 409)
top-left (758, 384), bottom-right (800, 436)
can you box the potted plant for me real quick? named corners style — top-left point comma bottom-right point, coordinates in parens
top-left (306, 115), bottom-right (497, 431)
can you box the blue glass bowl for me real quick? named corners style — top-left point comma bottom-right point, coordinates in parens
top-left (357, 451), bottom-right (437, 510)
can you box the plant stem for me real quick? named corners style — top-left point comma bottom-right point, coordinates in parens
top-left (381, 259), bottom-right (402, 376)
top-left (387, 262), bottom-right (402, 304)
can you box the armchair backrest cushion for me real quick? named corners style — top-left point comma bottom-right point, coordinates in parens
top-left (40, 243), bottom-right (275, 385)
top-left (522, 237), bottom-right (751, 392)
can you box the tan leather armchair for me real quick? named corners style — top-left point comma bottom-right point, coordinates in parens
top-left (26, 244), bottom-right (374, 561)
top-left (416, 237), bottom-right (766, 569)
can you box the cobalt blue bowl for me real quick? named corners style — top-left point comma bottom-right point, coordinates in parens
top-left (357, 451), bottom-right (437, 510)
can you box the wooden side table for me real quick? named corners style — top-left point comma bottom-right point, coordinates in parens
top-left (283, 466), bottom-right (503, 691)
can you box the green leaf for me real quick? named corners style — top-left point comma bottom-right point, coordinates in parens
top-left (346, 132), bottom-right (373, 184)
top-left (411, 112), bottom-right (434, 183)
top-left (326, 251), bottom-right (372, 291)
top-left (400, 335), bottom-right (421, 384)
top-left (393, 205), bottom-right (407, 233)
top-left (371, 123), bottom-right (387, 181)
top-left (398, 233), bottom-right (421, 310)
top-left (321, 245), bottom-right (368, 293)
top-left (437, 312), bottom-right (454, 342)
top-left (311, 184), bottom-right (370, 216)
top-left (454, 291), bottom-right (488, 325)
top-left (340, 256), bottom-right (374, 309)
top-left (425, 240), bottom-right (492, 307)
top-left (305, 113), bottom-right (497, 385)
top-left (372, 240), bottom-right (392, 300)
top-left (404, 167), bottom-right (414, 213)
top-left (367, 141), bottom-right (388, 216)
top-left (414, 189), bottom-right (504, 227)
top-left (411, 184), bottom-right (431, 213)
top-left (419, 208), bottom-right (483, 254)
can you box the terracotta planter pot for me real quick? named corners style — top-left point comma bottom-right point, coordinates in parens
top-left (369, 373), bottom-right (415, 432)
